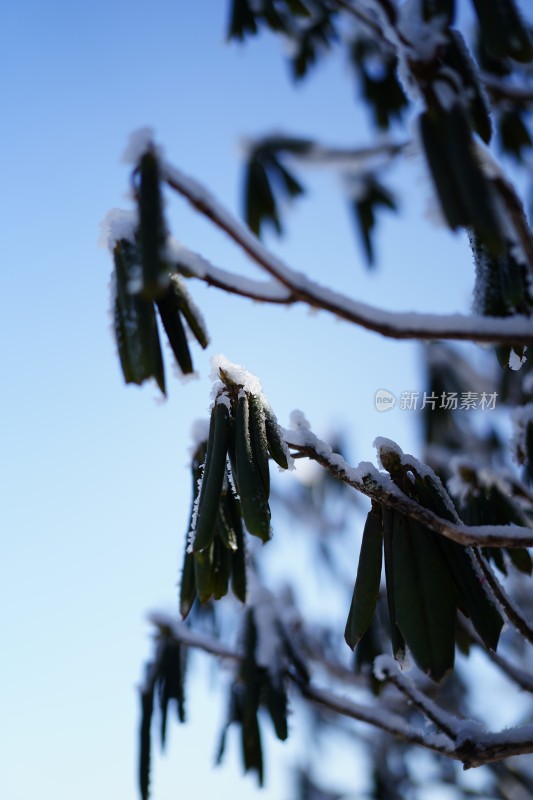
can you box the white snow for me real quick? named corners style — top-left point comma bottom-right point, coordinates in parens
top-left (289, 409), bottom-right (311, 432)
top-left (374, 436), bottom-right (460, 520)
top-left (210, 354), bottom-right (264, 397)
top-left (98, 208), bottom-right (137, 250)
top-left (511, 402), bottom-right (533, 466)
top-left (189, 418), bottom-right (210, 452)
top-left (159, 151), bottom-right (533, 344)
top-left (121, 126), bottom-right (158, 165)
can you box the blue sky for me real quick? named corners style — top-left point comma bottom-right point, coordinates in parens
top-left (1, 2), bottom-right (483, 798)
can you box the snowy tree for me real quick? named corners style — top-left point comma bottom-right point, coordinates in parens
top-left (102, 1), bottom-right (533, 798)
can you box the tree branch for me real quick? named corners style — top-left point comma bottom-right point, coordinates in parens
top-left (282, 427), bottom-right (533, 547)
top-left (148, 612), bottom-right (455, 760)
top-left (148, 612), bottom-right (533, 768)
top-left (162, 162), bottom-right (533, 345)
top-left (471, 551), bottom-right (533, 645)
top-left (481, 75), bottom-right (533, 105)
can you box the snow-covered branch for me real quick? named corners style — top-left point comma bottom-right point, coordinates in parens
top-left (162, 162), bottom-right (533, 345)
top-left (376, 656), bottom-right (533, 768)
top-left (283, 427), bottom-right (533, 547)
top-left (148, 611), bottom-right (533, 768)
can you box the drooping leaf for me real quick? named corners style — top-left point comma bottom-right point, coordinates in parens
top-left (139, 684), bottom-right (155, 800)
top-left (345, 503), bottom-right (383, 649)
top-left (158, 641), bottom-right (186, 749)
top-left (350, 178), bottom-right (397, 266)
top-left (391, 513), bottom-right (456, 681)
top-left (382, 507), bottom-right (406, 660)
top-left (136, 150), bottom-right (169, 299)
top-left (155, 290), bottom-right (193, 375)
top-left (471, 0), bottom-right (533, 63)
top-left (445, 30), bottom-right (492, 143)
top-left (437, 538), bottom-right (503, 650)
top-left (227, 0), bottom-right (257, 41)
top-left (350, 36), bottom-right (408, 130)
top-left (498, 109), bottom-right (533, 162)
top-left (113, 239), bottom-right (166, 394)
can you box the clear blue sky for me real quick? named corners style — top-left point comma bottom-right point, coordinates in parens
top-left (1, 2), bottom-right (481, 799)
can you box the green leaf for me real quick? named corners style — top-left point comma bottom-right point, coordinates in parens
top-left (382, 507), bottom-right (406, 660)
top-left (437, 538), bottom-right (503, 650)
top-left (471, 0), bottom-right (533, 63)
top-left (139, 684), bottom-right (154, 800)
top-left (229, 492), bottom-right (247, 603)
top-left (443, 105), bottom-right (504, 253)
top-left (194, 540), bottom-right (215, 603)
top-left (113, 240), bottom-right (166, 394)
top-left (158, 641), bottom-right (186, 749)
top-left (212, 537), bottom-right (232, 600)
top-left (422, 0), bottom-right (455, 24)
top-left (446, 30), bottom-right (492, 143)
top-left (137, 151), bottom-right (169, 300)
top-left (193, 401), bottom-right (231, 552)
top-left (499, 110), bottom-right (533, 161)
top-left (155, 290), bottom-right (193, 375)
top-left (263, 401), bottom-right (289, 469)
top-left (262, 672), bottom-right (288, 741)
top-left (345, 503), bottom-right (383, 649)
top-left (227, 0), bottom-right (257, 41)
top-left (235, 393), bottom-right (272, 542)
top-left (350, 179), bottom-right (397, 266)
top-left (249, 393), bottom-right (270, 498)
top-left (419, 111), bottom-right (469, 230)
top-left (179, 546), bottom-right (196, 620)
top-left (391, 513), bottom-right (456, 681)
top-left (244, 156), bottom-right (281, 237)
top-left (170, 274), bottom-right (209, 348)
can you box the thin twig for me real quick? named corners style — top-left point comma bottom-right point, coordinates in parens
top-left (376, 658), bottom-right (462, 741)
top-left (471, 552), bottom-right (533, 645)
top-left (463, 618), bottom-right (533, 694)
top-left (481, 75), bottom-right (533, 104)
top-left (293, 677), bottom-right (455, 759)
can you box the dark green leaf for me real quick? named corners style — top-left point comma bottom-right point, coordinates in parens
top-left (139, 685), bottom-right (154, 800)
top-left (155, 291), bottom-right (193, 375)
top-left (391, 513), bottom-right (456, 681)
top-left (113, 240), bottom-right (166, 394)
top-left (471, 0), bottom-right (533, 62)
top-left (345, 503), bottom-right (383, 649)
top-left (382, 507), bottom-right (406, 660)
top-left (437, 539), bottom-right (503, 650)
top-left (193, 402), bottom-right (231, 553)
top-left (137, 151), bottom-right (169, 299)
top-left (227, 0), bottom-right (257, 41)
top-left (499, 110), bottom-right (533, 161)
